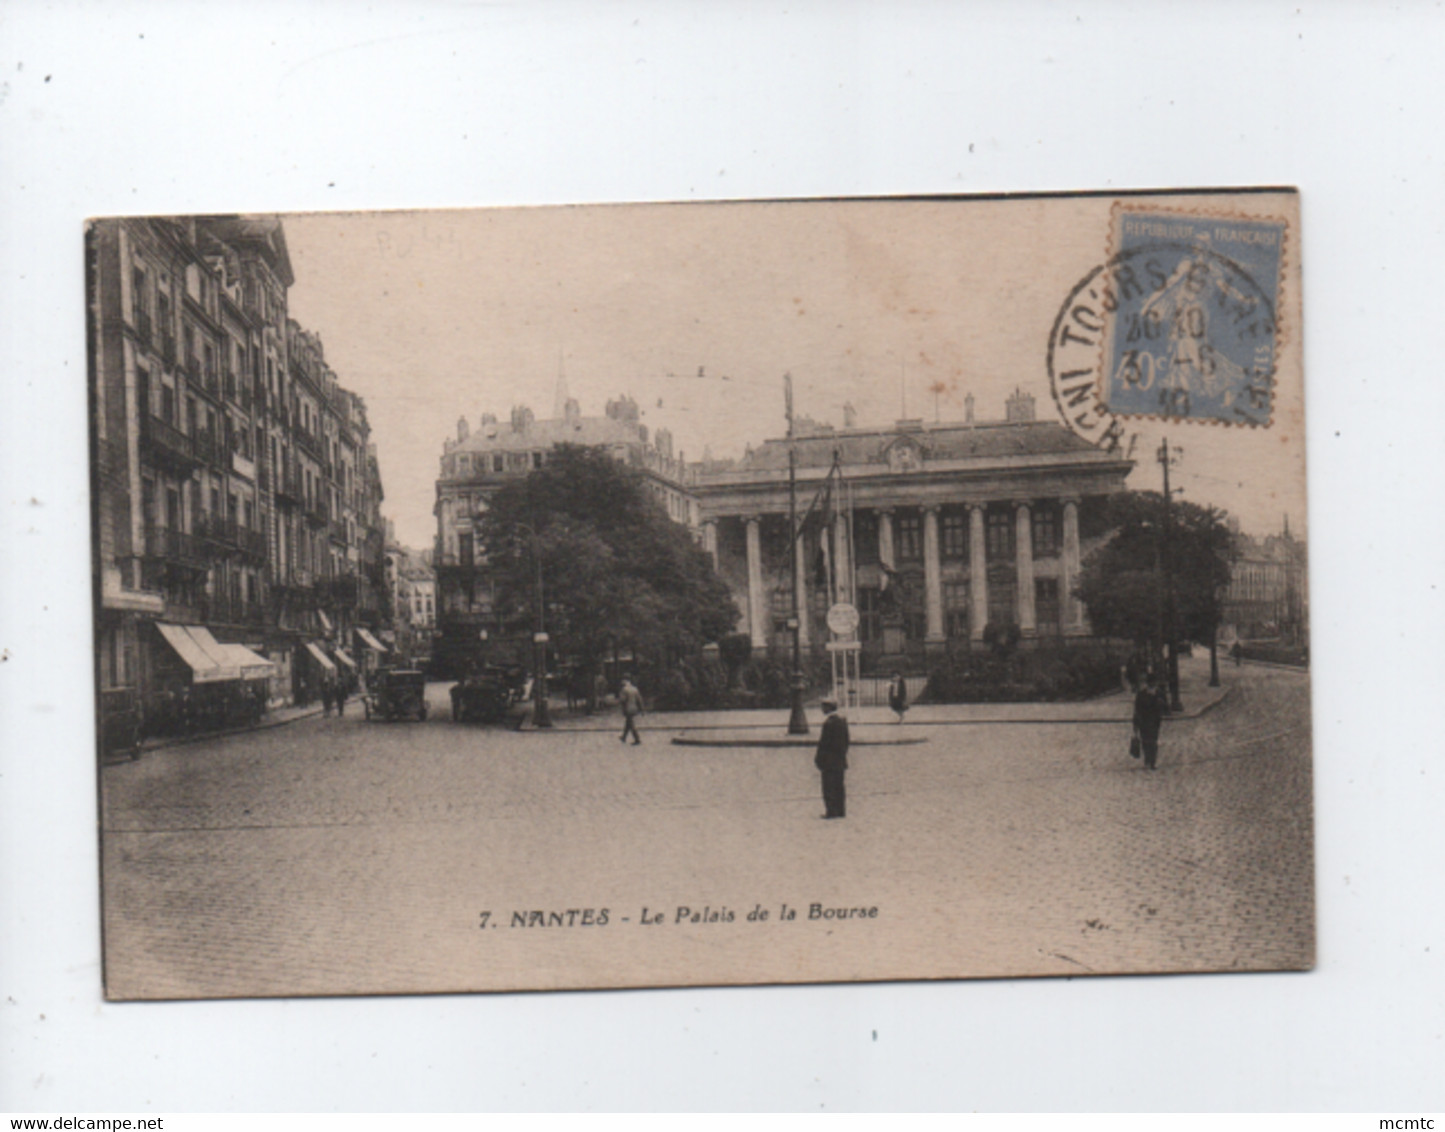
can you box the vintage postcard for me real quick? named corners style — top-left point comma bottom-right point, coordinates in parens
top-left (90, 189), bottom-right (1311, 1000)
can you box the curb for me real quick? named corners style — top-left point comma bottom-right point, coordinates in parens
top-left (671, 734), bottom-right (930, 749)
top-left (125, 703), bottom-right (327, 757)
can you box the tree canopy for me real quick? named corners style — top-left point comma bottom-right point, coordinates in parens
top-left (476, 444), bottom-right (739, 673)
top-left (1074, 491), bottom-right (1236, 646)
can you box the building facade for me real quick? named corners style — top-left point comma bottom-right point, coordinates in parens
top-left (385, 533), bottom-right (437, 666)
top-left (89, 216), bottom-right (390, 743)
top-left (1222, 520), bottom-right (1308, 644)
top-left (693, 391), bottom-right (1134, 663)
top-left (431, 394), bottom-right (695, 673)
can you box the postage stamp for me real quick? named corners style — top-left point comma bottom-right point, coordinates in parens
top-left (1101, 208), bottom-right (1288, 427)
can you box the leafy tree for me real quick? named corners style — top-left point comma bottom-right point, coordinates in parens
top-left (477, 444), bottom-right (739, 681)
top-left (1074, 491), bottom-right (1236, 648)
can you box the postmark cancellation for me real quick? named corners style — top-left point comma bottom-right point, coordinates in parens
top-left (1049, 203), bottom-right (1290, 443)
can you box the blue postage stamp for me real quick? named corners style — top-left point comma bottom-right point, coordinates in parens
top-left (1103, 209), bottom-right (1286, 426)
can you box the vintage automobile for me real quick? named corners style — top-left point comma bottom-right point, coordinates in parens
top-left (450, 665), bottom-right (525, 724)
top-left (363, 668), bottom-right (429, 722)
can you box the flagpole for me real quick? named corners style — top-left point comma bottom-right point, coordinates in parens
top-left (785, 374), bottom-right (809, 735)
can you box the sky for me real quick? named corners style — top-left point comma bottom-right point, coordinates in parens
top-left (283, 195), bottom-right (1307, 551)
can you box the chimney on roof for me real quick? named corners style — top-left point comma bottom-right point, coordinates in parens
top-left (605, 395), bottom-right (639, 423)
top-left (457, 416), bottom-right (470, 442)
top-left (511, 405), bottom-right (534, 434)
top-left (843, 402), bottom-right (858, 429)
top-left (564, 397), bottom-right (581, 426)
top-left (1005, 387), bottom-right (1036, 422)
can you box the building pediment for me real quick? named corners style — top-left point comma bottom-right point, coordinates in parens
top-left (881, 435), bottom-right (926, 473)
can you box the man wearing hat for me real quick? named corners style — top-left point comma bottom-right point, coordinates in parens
top-left (814, 697), bottom-right (851, 819)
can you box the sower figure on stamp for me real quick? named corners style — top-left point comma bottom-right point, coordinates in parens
top-left (1133, 674), bottom-right (1170, 771)
top-left (618, 676), bottom-right (644, 745)
top-left (814, 698), bottom-right (850, 819)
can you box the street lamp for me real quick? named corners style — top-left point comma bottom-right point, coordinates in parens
top-left (784, 373), bottom-right (809, 736)
top-left (515, 522), bottom-right (552, 729)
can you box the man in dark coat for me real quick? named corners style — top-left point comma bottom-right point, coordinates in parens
top-left (1133, 675), bottom-right (1170, 770)
top-left (814, 698), bottom-right (851, 818)
top-left (887, 672), bottom-right (909, 724)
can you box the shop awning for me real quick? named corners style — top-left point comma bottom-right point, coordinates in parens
top-left (317, 609), bottom-right (333, 633)
top-left (356, 628), bottom-right (388, 653)
top-left (333, 647), bottom-right (357, 669)
top-left (156, 623), bottom-right (237, 683)
top-left (212, 642), bottom-right (277, 680)
top-left (304, 641), bottom-right (337, 673)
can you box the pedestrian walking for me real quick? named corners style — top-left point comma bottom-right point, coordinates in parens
top-left (814, 698), bottom-right (850, 819)
top-left (887, 672), bottom-right (909, 724)
top-left (335, 679), bottom-right (346, 717)
top-left (320, 679), bottom-right (334, 717)
top-left (1132, 674), bottom-right (1170, 770)
top-left (1231, 641), bottom-right (1243, 668)
top-left (618, 677), bottom-right (644, 745)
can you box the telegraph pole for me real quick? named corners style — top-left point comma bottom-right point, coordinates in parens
top-left (785, 373), bottom-right (809, 735)
top-left (1159, 438), bottom-right (1184, 712)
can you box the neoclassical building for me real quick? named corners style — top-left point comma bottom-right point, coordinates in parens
top-left (693, 391), bottom-right (1133, 661)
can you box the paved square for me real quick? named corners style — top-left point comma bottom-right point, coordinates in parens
top-left (101, 662), bottom-right (1312, 998)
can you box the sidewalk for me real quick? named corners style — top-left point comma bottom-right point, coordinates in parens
top-left (120, 698), bottom-right (328, 759)
top-left (546, 654), bottom-right (1239, 740)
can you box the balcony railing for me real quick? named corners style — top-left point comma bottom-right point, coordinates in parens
top-left (319, 574), bottom-right (360, 606)
top-left (294, 428), bottom-right (324, 462)
top-left (304, 500), bottom-right (330, 528)
top-left (329, 519), bottom-right (349, 545)
top-left (138, 412), bottom-right (200, 474)
top-left (274, 468), bottom-right (303, 505)
top-left (195, 512), bottom-right (239, 550)
top-left (192, 429), bottom-right (222, 468)
top-left (143, 525), bottom-right (208, 567)
top-left (238, 525), bottom-right (269, 562)
top-left (201, 593), bottom-right (267, 628)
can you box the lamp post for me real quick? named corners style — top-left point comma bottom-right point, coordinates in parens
top-left (515, 522), bottom-right (552, 729)
top-left (784, 373), bottom-right (809, 735)
top-left (1158, 439), bottom-right (1184, 713)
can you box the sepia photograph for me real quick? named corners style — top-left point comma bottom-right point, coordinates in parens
top-left (90, 189), bottom-right (1313, 1001)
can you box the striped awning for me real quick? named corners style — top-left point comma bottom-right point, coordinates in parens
top-left (212, 642), bottom-right (277, 680)
top-left (156, 623), bottom-right (236, 683)
top-left (333, 647), bottom-right (358, 669)
top-left (356, 628), bottom-right (388, 653)
top-left (304, 641), bottom-right (337, 673)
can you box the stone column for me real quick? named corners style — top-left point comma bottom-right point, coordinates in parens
top-left (877, 509), bottom-right (896, 573)
top-left (969, 504), bottom-right (988, 641)
top-left (793, 524), bottom-right (810, 646)
top-left (1015, 502), bottom-right (1036, 634)
top-left (702, 519), bottom-right (718, 569)
top-left (923, 506), bottom-right (945, 642)
top-left (1062, 497), bottom-right (1084, 634)
top-left (745, 517), bottom-right (767, 648)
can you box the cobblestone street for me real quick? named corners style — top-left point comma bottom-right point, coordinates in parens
top-left (100, 661), bottom-right (1313, 1000)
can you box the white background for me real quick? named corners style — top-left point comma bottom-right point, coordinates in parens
top-left (1, 0), bottom-right (1442, 1113)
